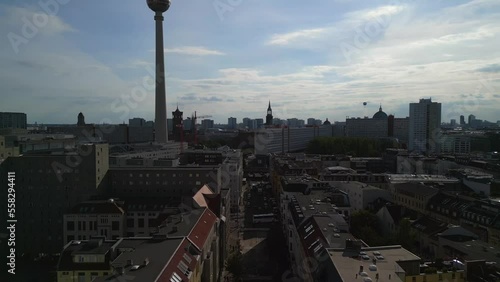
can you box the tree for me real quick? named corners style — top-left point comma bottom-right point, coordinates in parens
top-left (349, 210), bottom-right (387, 246)
top-left (395, 218), bottom-right (416, 251)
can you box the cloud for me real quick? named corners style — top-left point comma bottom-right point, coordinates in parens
top-left (267, 28), bottom-right (328, 46)
top-left (478, 64), bottom-right (500, 73)
top-left (1, 1), bottom-right (500, 125)
top-left (344, 5), bottom-right (405, 22)
top-left (116, 60), bottom-right (153, 69)
top-left (4, 6), bottom-right (76, 36)
top-left (265, 4), bottom-right (406, 47)
top-left (162, 46), bottom-right (225, 56)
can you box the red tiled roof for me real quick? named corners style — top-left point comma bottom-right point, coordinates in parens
top-left (188, 208), bottom-right (218, 251)
top-left (297, 216), bottom-right (328, 259)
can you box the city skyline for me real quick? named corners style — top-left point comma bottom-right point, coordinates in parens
top-left (1, 0), bottom-right (499, 124)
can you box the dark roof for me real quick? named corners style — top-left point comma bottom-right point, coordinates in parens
top-left (373, 106), bottom-right (388, 119)
top-left (394, 183), bottom-right (439, 197)
top-left (156, 208), bottom-right (204, 237)
top-left (70, 200), bottom-right (124, 214)
top-left (123, 197), bottom-right (177, 212)
top-left (94, 237), bottom-right (184, 282)
top-left (371, 197), bottom-right (393, 212)
top-left (427, 192), bottom-right (472, 218)
top-left (57, 238), bottom-right (118, 271)
top-left (203, 193), bottom-right (221, 217)
top-left (411, 216), bottom-right (448, 236)
top-left (386, 205), bottom-right (404, 224)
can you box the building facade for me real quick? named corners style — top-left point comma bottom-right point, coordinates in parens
top-left (0, 112), bottom-right (27, 129)
top-left (409, 99), bottom-right (442, 154)
top-left (0, 143), bottom-right (109, 255)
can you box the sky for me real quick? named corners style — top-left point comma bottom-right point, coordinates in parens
top-left (0, 0), bottom-right (499, 125)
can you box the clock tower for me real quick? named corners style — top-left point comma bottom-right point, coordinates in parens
top-left (265, 100), bottom-right (273, 126)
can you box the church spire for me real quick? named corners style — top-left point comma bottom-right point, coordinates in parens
top-left (266, 100), bottom-right (273, 126)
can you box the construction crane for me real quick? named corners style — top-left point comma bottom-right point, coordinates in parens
top-left (192, 111), bottom-right (213, 145)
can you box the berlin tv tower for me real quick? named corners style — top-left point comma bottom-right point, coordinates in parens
top-left (147, 0), bottom-right (170, 143)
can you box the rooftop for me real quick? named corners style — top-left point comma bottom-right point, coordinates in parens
top-left (156, 208), bottom-right (204, 237)
top-left (187, 208), bottom-right (218, 251)
top-left (70, 199), bottom-right (125, 214)
top-left (58, 237), bottom-right (119, 271)
top-left (439, 236), bottom-right (500, 265)
top-left (394, 183), bottom-right (440, 197)
top-left (411, 216), bottom-right (449, 237)
top-left (286, 189), bottom-right (350, 227)
top-left (328, 245), bottom-right (421, 282)
top-left (94, 237), bottom-right (185, 282)
top-left (427, 192), bottom-right (473, 218)
top-left (388, 174), bottom-right (459, 183)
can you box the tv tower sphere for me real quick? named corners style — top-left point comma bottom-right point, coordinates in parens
top-left (147, 0), bottom-right (170, 13)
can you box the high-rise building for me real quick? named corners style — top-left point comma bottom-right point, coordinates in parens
top-left (183, 117), bottom-right (192, 131)
top-left (266, 101), bottom-right (273, 126)
top-left (408, 98), bottom-right (442, 154)
top-left (307, 118), bottom-right (316, 126)
top-left (201, 119), bottom-right (214, 130)
top-left (129, 117), bottom-right (146, 127)
top-left (0, 112), bottom-right (27, 129)
top-left (228, 117), bottom-right (237, 129)
top-left (468, 114), bottom-right (476, 126)
top-left (242, 117), bottom-right (251, 129)
top-left (460, 115), bottom-right (466, 125)
top-left (450, 119), bottom-right (457, 127)
top-left (255, 118), bottom-right (264, 129)
top-left (77, 112), bottom-right (86, 126)
top-left (287, 118), bottom-right (300, 128)
top-left (0, 143), bottom-right (109, 254)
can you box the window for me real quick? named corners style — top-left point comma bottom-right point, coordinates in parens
top-left (67, 235), bottom-right (74, 242)
top-left (112, 221), bottom-right (120, 231)
top-left (127, 219), bottom-right (134, 228)
top-left (67, 221), bottom-right (75, 231)
top-left (138, 218), bottom-right (144, 228)
top-left (90, 272), bottom-right (98, 280)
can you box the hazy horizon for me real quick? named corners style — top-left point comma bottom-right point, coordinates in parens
top-left (1, 0), bottom-right (499, 124)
